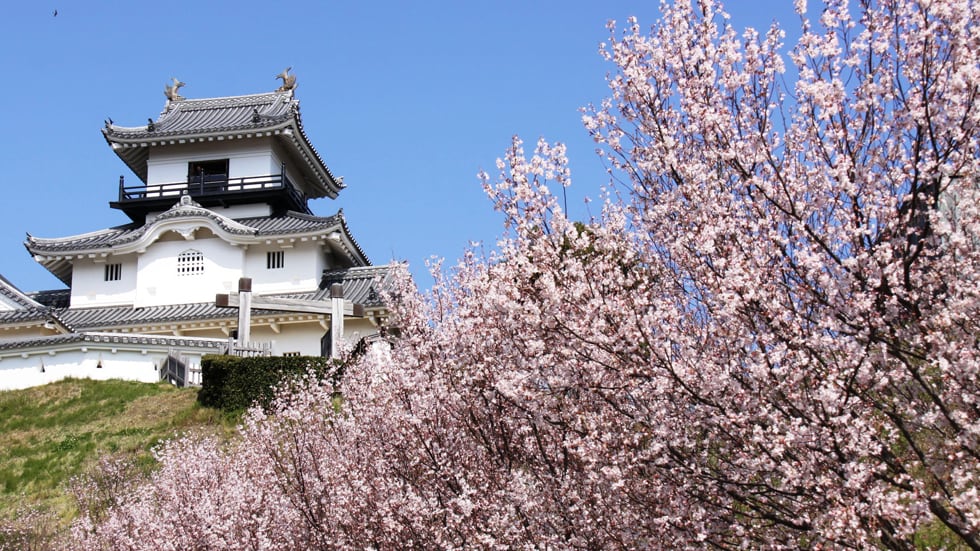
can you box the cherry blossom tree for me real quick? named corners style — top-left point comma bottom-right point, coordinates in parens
top-left (71, 0), bottom-right (980, 548)
top-left (578, 0), bottom-right (980, 546)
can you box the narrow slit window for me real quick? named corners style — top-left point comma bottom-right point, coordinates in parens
top-left (177, 250), bottom-right (204, 276)
top-left (104, 263), bottom-right (122, 281)
top-left (267, 250), bottom-right (285, 270)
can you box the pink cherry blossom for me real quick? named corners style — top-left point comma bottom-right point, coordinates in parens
top-left (71, 0), bottom-right (980, 548)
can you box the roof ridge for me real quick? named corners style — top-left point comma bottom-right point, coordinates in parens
top-left (104, 91), bottom-right (294, 132)
top-left (164, 95), bottom-right (291, 115)
top-left (167, 90), bottom-right (289, 106)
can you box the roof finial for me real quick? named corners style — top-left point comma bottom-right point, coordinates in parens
top-left (275, 67), bottom-right (296, 93)
top-left (164, 77), bottom-right (185, 102)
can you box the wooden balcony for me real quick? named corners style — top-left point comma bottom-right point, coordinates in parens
top-left (110, 171), bottom-right (310, 222)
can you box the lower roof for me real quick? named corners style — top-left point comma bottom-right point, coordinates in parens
top-left (0, 332), bottom-right (227, 353)
top-left (1, 265), bottom-right (394, 333)
top-left (25, 201), bottom-right (370, 286)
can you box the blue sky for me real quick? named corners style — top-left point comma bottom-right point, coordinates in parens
top-left (0, 1), bottom-right (798, 292)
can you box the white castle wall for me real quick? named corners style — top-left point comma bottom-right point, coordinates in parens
top-left (69, 256), bottom-right (138, 308)
top-left (145, 140), bottom-right (280, 186)
top-left (248, 316), bottom-right (379, 356)
top-left (245, 241), bottom-right (326, 295)
top-left (0, 346), bottom-right (207, 391)
top-left (135, 235), bottom-right (245, 307)
top-left (71, 225), bottom-right (330, 309)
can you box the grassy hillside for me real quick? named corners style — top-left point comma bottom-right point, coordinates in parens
top-left (0, 378), bottom-right (235, 527)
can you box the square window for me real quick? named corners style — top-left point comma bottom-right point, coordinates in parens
top-left (267, 250), bottom-right (285, 270)
top-left (104, 263), bottom-right (122, 281)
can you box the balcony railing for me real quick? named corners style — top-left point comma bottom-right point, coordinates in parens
top-left (120, 172), bottom-right (303, 201)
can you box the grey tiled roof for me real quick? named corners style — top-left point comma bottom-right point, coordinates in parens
top-left (0, 275), bottom-right (46, 310)
top-left (26, 202), bottom-right (370, 286)
top-left (57, 301), bottom-right (232, 330)
top-left (0, 275), bottom-right (58, 326)
top-left (13, 264), bottom-right (395, 331)
top-left (27, 289), bottom-right (70, 309)
top-left (0, 332), bottom-right (226, 352)
top-left (237, 211), bottom-right (343, 235)
top-left (102, 91), bottom-right (341, 198)
top-left (106, 93), bottom-right (294, 140)
top-left (0, 308), bottom-right (51, 325)
top-left (311, 265), bottom-right (395, 307)
top-left (272, 265), bottom-right (396, 308)
top-left (25, 204), bottom-right (364, 263)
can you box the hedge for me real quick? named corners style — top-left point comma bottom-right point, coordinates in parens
top-left (197, 355), bottom-right (342, 413)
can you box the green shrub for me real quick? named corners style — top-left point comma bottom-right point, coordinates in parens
top-left (197, 355), bottom-right (341, 414)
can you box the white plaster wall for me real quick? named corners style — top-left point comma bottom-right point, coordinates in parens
top-left (0, 318), bottom-right (382, 390)
top-left (0, 349), bottom-right (164, 391)
top-left (210, 204), bottom-right (272, 219)
top-left (145, 139), bottom-right (278, 186)
top-left (245, 241), bottom-right (324, 294)
top-left (249, 324), bottom-right (323, 356)
top-left (342, 318), bottom-right (379, 348)
top-left (271, 142), bottom-right (309, 194)
top-left (70, 256), bottom-right (138, 308)
top-left (239, 318), bottom-right (378, 357)
top-left (135, 235), bottom-right (244, 307)
top-left (312, 243), bottom-right (329, 276)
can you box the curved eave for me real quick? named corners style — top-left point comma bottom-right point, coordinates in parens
top-left (23, 246), bottom-right (73, 286)
top-left (326, 213), bottom-right (370, 267)
top-left (284, 124), bottom-right (343, 200)
top-left (25, 212), bottom-right (362, 284)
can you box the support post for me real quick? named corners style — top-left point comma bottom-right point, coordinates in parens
top-left (237, 278), bottom-right (252, 346)
top-left (330, 283), bottom-right (344, 359)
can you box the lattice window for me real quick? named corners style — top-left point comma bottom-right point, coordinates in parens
top-left (267, 250), bottom-right (285, 270)
top-left (177, 249), bottom-right (204, 276)
top-left (104, 263), bottom-right (122, 281)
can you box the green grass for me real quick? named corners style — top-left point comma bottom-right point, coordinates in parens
top-left (0, 378), bottom-right (237, 526)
